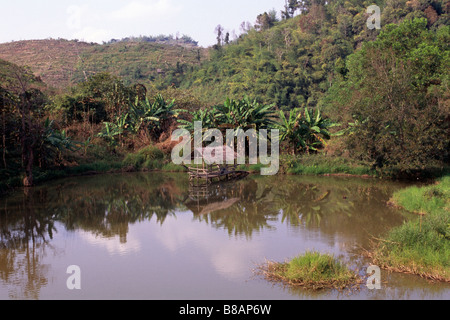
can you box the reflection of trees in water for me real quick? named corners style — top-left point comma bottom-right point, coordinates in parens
top-left (187, 176), bottom-right (412, 239)
top-left (185, 176), bottom-right (408, 240)
top-left (0, 189), bottom-right (55, 299)
top-left (1, 174), bottom-right (411, 243)
top-left (1, 173), bottom-right (191, 241)
top-left (274, 179), bottom-right (355, 228)
top-left (188, 179), bottom-right (279, 238)
top-left (0, 173), bottom-right (416, 299)
top-left (269, 176), bottom-right (412, 245)
top-left (0, 173), bottom-right (189, 299)
top-left (52, 174), bottom-right (189, 239)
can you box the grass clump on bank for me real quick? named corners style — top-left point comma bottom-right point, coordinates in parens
top-left (372, 176), bottom-right (450, 282)
top-left (389, 176), bottom-right (450, 215)
top-left (257, 251), bottom-right (361, 290)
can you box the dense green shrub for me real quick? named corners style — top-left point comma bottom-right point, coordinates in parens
top-left (325, 18), bottom-right (449, 173)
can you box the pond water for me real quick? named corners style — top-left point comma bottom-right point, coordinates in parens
top-left (0, 172), bottom-right (448, 300)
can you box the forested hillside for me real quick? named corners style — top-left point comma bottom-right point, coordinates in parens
top-left (180, 0), bottom-right (449, 108)
top-left (0, 0), bottom-right (447, 106)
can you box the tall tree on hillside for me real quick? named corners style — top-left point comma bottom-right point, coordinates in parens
top-left (224, 32), bottom-right (230, 45)
top-left (282, 0), bottom-right (312, 19)
top-left (256, 12), bottom-right (275, 30)
top-left (297, 0), bottom-right (312, 12)
top-left (0, 86), bottom-right (11, 169)
top-left (215, 24), bottom-right (224, 47)
top-left (0, 62), bottom-right (45, 186)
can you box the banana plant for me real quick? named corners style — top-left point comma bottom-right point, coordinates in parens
top-left (275, 108), bottom-right (303, 155)
top-left (213, 97), bottom-right (276, 131)
top-left (38, 118), bottom-right (77, 167)
top-left (128, 97), bottom-right (160, 134)
top-left (298, 108), bottom-right (336, 153)
top-left (129, 94), bottom-right (185, 140)
top-left (97, 121), bottom-right (124, 147)
top-left (177, 108), bottom-right (216, 132)
top-left (246, 100), bottom-right (277, 131)
top-left (276, 108), bottom-right (338, 154)
top-left (80, 137), bottom-right (92, 156)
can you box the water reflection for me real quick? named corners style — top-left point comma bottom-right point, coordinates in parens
top-left (0, 188), bottom-right (55, 299)
top-left (188, 175), bottom-right (412, 244)
top-left (1, 172), bottom-right (445, 300)
top-left (188, 180), bottom-right (279, 237)
top-left (0, 173), bottom-right (412, 241)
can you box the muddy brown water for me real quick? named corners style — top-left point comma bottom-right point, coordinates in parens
top-left (0, 172), bottom-right (448, 300)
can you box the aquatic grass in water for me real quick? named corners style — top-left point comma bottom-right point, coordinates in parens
top-left (373, 176), bottom-right (450, 282)
top-left (373, 214), bottom-right (450, 282)
top-left (258, 252), bottom-right (361, 290)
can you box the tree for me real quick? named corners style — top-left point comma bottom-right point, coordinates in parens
top-left (215, 25), bottom-right (224, 47)
top-left (181, 0), bottom-right (448, 116)
top-left (297, 0), bottom-right (312, 13)
top-left (327, 18), bottom-right (449, 172)
top-left (240, 21), bottom-right (253, 35)
top-left (282, 0), bottom-right (307, 19)
top-left (37, 118), bottom-right (77, 168)
top-left (277, 108), bottom-right (303, 154)
top-left (77, 73), bottom-right (133, 123)
top-left (51, 72), bottom-right (140, 137)
top-left (224, 32), bottom-right (230, 45)
top-left (177, 108), bottom-right (216, 132)
top-left (255, 12), bottom-right (277, 30)
top-left (0, 86), bottom-right (12, 169)
top-left (0, 61), bottom-right (46, 186)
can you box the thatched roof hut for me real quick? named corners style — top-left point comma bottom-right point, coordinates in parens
top-left (186, 146), bottom-right (248, 185)
top-left (192, 145), bottom-right (238, 165)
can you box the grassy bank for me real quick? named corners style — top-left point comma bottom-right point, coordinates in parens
top-left (234, 154), bottom-right (377, 177)
top-left (256, 251), bottom-right (362, 290)
top-left (281, 154), bottom-right (376, 177)
top-left (371, 176), bottom-right (450, 282)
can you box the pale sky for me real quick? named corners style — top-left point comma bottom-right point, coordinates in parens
top-left (0, 0), bottom-right (287, 47)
